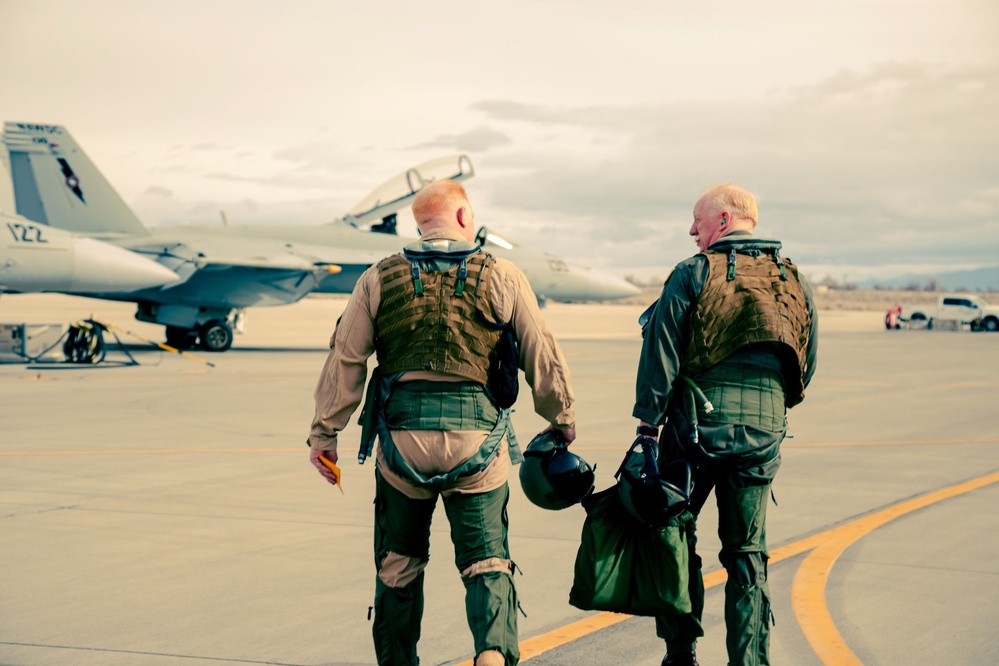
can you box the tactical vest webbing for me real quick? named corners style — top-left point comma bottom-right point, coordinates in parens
top-left (684, 249), bottom-right (811, 407)
top-left (375, 250), bottom-right (501, 385)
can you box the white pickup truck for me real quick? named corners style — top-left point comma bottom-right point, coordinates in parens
top-left (901, 294), bottom-right (999, 332)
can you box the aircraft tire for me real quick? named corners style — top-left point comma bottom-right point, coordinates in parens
top-left (199, 320), bottom-right (233, 352)
top-left (165, 326), bottom-right (198, 350)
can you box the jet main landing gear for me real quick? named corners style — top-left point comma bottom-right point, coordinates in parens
top-left (164, 319), bottom-right (234, 352)
top-left (198, 319), bottom-right (233, 352)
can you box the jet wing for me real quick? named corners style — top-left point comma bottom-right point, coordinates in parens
top-left (342, 154), bottom-right (474, 227)
top-left (123, 233), bottom-right (333, 270)
top-left (165, 223), bottom-right (399, 268)
top-left (112, 233), bottom-right (344, 305)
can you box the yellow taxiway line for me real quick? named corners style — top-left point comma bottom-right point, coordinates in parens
top-left (791, 469), bottom-right (999, 665)
top-left (4, 444), bottom-right (998, 664)
top-left (455, 469), bottom-right (999, 665)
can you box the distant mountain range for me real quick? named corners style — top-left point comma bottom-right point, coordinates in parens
top-left (860, 265), bottom-right (999, 291)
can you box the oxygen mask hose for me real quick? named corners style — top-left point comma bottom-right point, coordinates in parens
top-left (685, 389), bottom-right (699, 445)
top-left (678, 376), bottom-right (714, 414)
top-left (678, 375), bottom-right (716, 447)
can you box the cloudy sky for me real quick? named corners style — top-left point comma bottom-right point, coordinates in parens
top-left (1, 0), bottom-right (996, 283)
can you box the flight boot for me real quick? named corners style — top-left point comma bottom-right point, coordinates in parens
top-left (660, 652), bottom-right (699, 666)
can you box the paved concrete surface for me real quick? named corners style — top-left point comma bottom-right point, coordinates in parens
top-left (1, 294), bottom-right (997, 665)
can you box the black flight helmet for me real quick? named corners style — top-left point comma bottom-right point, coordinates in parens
top-left (519, 431), bottom-right (595, 510)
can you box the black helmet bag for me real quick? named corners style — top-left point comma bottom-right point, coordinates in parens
top-left (615, 435), bottom-right (693, 526)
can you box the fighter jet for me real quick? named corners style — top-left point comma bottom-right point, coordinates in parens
top-left (3, 122), bottom-right (638, 352)
top-left (181, 159), bottom-right (640, 305)
top-left (0, 212), bottom-right (178, 292)
top-left (3, 122), bottom-right (355, 351)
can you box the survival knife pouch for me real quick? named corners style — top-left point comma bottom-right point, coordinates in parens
top-left (486, 323), bottom-right (519, 409)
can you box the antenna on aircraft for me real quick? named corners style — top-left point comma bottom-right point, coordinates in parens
top-left (220, 210), bottom-right (230, 226)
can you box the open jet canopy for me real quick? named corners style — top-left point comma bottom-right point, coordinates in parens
top-left (342, 154), bottom-right (474, 228)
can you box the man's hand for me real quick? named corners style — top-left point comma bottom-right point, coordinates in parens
top-left (310, 448), bottom-right (340, 485)
top-left (541, 423), bottom-right (576, 444)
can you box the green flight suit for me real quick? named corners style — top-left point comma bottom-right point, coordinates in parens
top-left (634, 232), bottom-right (818, 666)
top-left (373, 469), bottom-right (517, 666)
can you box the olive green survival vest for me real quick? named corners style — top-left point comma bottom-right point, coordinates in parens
top-left (375, 246), bottom-right (502, 384)
top-left (684, 244), bottom-right (811, 407)
top-left (359, 242), bottom-right (521, 487)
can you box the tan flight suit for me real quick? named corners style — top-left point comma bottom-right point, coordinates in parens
top-left (309, 228), bottom-right (574, 665)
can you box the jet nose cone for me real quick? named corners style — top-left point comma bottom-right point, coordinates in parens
top-left (571, 266), bottom-right (641, 301)
top-left (70, 237), bottom-right (180, 291)
top-left (595, 272), bottom-right (642, 300)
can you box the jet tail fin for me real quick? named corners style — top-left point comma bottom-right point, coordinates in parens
top-left (1, 122), bottom-right (149, 237)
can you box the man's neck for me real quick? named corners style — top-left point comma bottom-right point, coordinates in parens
top-left (419, 226), bottom-right (466, 242)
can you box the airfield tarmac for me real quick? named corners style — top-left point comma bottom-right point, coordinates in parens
top-left (1, 294), bottom-right (998, 666)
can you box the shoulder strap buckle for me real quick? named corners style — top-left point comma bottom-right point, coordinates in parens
top-left (410, 263), bottom-right (424, 295)
top-left (773, 249), bottom-right (788, 280)
top-left (454, 258), bottom-right (467, 296)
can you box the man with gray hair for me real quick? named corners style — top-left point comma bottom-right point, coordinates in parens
top-left (634, 183), bottom-right (818, 666)
top-left (308, 180), bottom-right (576, 666)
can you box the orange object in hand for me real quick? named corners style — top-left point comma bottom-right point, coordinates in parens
top-left (318, 454), bottom-right (344, 494)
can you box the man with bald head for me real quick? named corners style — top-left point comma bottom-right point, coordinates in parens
top-left (308, 180), bottom-right (576, 666)
top-left (634, 183), bottom-right (818, 666)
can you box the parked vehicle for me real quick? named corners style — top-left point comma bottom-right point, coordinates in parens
top-left (896, 294), bottom-right (999, 332)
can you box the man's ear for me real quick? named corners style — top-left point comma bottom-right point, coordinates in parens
top-left (456, 206), bottom-right (469, 228)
